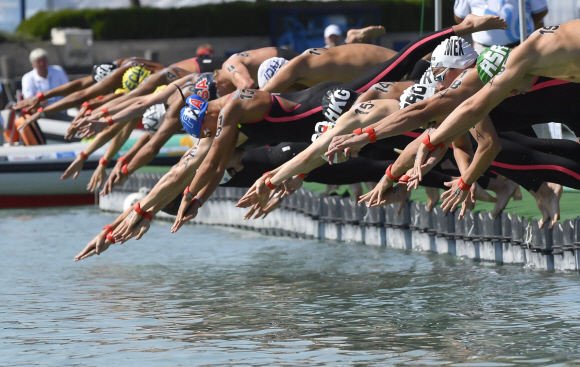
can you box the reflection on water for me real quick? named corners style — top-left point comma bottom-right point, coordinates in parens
top-left (1, 207), bottom-right (580, 366)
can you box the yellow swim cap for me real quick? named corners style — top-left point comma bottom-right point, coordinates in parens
top-left (154, 85), bottom-right (167, 94)
top-left (122, 66), bottom-right (152, 92)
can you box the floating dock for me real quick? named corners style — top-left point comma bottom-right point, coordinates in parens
top-left (100, 173), bottom-right (580, 271)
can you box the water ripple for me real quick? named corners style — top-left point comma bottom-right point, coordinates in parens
top-left (1, 207), bottom-right (580, 365)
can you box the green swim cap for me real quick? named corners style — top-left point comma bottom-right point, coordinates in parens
top-left (476, 45), bottom-right (512, 85)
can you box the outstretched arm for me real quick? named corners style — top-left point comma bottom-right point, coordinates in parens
top-left (87, 118), bottom-right (141, 192)
top-left (14, 75), bottom-right (94, 110)
top-left (110, 138), bottom-right (213, 242)
top-left (324, 69), bottom-right (482, 159)
top-left (427, 49), bottom-right (534, 148)
top-left (61, 119), bottom-right (131, 180)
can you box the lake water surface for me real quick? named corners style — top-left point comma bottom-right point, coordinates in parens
top-left (2, 206), bottom-right (580, 366)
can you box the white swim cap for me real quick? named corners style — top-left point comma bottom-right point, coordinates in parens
top-left (142, 103), bottom-right (166, 134)
top-left (324, 24), bottom-right (342, 38)
top-left (430, 36), bottom-right (478, 69)
top-left (399, 84), bottom-right (436, 110)
top-left (419, 68), bottom-right (437, 88)
top-left (257, 57), bottom-right (288, 88)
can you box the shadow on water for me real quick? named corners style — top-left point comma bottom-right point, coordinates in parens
top-left (1, 207), bottom-right (580, 366)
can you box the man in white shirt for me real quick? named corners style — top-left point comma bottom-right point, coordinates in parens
top-left (21, 48), bottom-right (69, 105)
top-left (454, 0), bottom-right (548, 53)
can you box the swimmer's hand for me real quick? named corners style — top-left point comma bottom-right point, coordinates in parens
top-left (65, 117), bottom-right (87, 140)
top-left (363, 184), bottom-right (409, 215)
top-left (87, 164), bottom-right (107, 192)
top-left (255, 197), bottom-right (282, 219)
top-left (13, 96), bottom-right (39, 111)
top-left (237, 176), bottom-right (271, 208)
top-left (78, 120), bottom-right (109, 139)
top-left (114, 217), bottom-right (151, 244)
top-left (171, 196), bottom-right (201, 233)
top-left (61, 156), bottom-right (84, 180)
top-left (74, 229), bottom-right (112, 261)
top-left (113, 208), bottom-right (143, 243)
top-left (410, 144), bottom-right (444, 185)
top-left (358, 174), bottom-right (396, 207)
top-left (18, 111), bottom-right (41, 132)
top-left (440, 179), bottom-right (476, 219)
top-left (71, 105), bottom-right (89, 125)
top-left (280, 175), bottom-right (304, 198)
top-left (324, 133), bottom-right (368, 165)
top-left (100, 163), bottom-right (128, 196)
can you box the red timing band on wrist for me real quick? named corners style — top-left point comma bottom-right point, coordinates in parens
top-left (81, 101), bottom-right (90, 109)
top-left (97, 95), bottom-right (104, 100)
top-left (265, 177), bottom-right (276, 190)
top-left (398, 174), bottom-right (410, 183)
top-left (37, 107), bottom-right (44, 114)
top-left (117, 156), bottom-right (127, 165)
top-left (86, 109), bottom-right (92, 116)
top-left (353, 128), bottom-right (363, 135)
top-left (262, 171), bottom-right (271, 177)
top-left (79, 151), bottom-right (88, 161)
top-left (297, 173), bottom-right (307, 179)
top-left (121, 164), bottom-right (129, 175)
top-left (422, 135), bottom-right (445, 152)
top-left (385, 164), bottom-right (401, 181)
top-left (101, 108), bottom-right (108, 116)
top-left (103, 225), bottom-right (116, 243)
top-left (363, 127), bottom-right (377, 143)
top-left (106, 232), bottom-right (116, 244)
top-left (142, 211), bottom-right (153, 221)
top-left (106, 116), bottom-right (114, 126)
top-left (458, 177), bottom-right (472, 191)
top-left (183, 186), bottom-right (194, 199)
top-left (133, 202), bottom-right (145, 216)
top-left (36, 92), bottom-right (44, 101)
top-left (193, 196), bottom-right (204, 206)
top-left (99, 157), bottom-right (109, 166)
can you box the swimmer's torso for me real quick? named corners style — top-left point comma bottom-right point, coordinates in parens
top-left (226, 47), bottom-right (279, 79)
top-left (298, 44), bottom-right (398, 86)
top-left (525, 20), bottom-right (580, 81)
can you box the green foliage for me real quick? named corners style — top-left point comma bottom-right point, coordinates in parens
top-left (16, 1), bottom-right (455, 41)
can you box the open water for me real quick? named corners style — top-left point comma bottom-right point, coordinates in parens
top-left (2, 206), bottom-right (580, 366)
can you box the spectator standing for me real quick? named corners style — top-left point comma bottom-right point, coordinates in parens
top-left (21, 48), bottom-right (69, 105)
top-left (454, 0), bottom-right (548, 53)
top-left (324, 25), bottom-right (343, 47)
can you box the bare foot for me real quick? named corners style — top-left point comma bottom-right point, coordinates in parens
top-left (490, 179), bottom-right (518, 219)
top-left (346, 26), bottom-right (386, 44)
top-left (473, 182), bottom-right (497, 203)
top-left (425, 187), bottom-right (440, 212)
top-left (512, 185), bottom-right (523, 201)
top-left (455, 14), bottom-right (507, 36)
top-left (495, 174), bottom-right (522, 200)
top-left (530, 182), bottom-right (562, 229)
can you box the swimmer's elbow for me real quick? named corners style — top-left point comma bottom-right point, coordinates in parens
top-left (144, 144), bottom-right (161, 157)
top-left (491, 140), bottom-right (502, 155)
top-left (481, 138), bottom-right (502, 156)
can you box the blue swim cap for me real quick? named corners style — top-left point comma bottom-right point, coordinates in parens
top-left (180, 95), bottom-right (209, 138)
